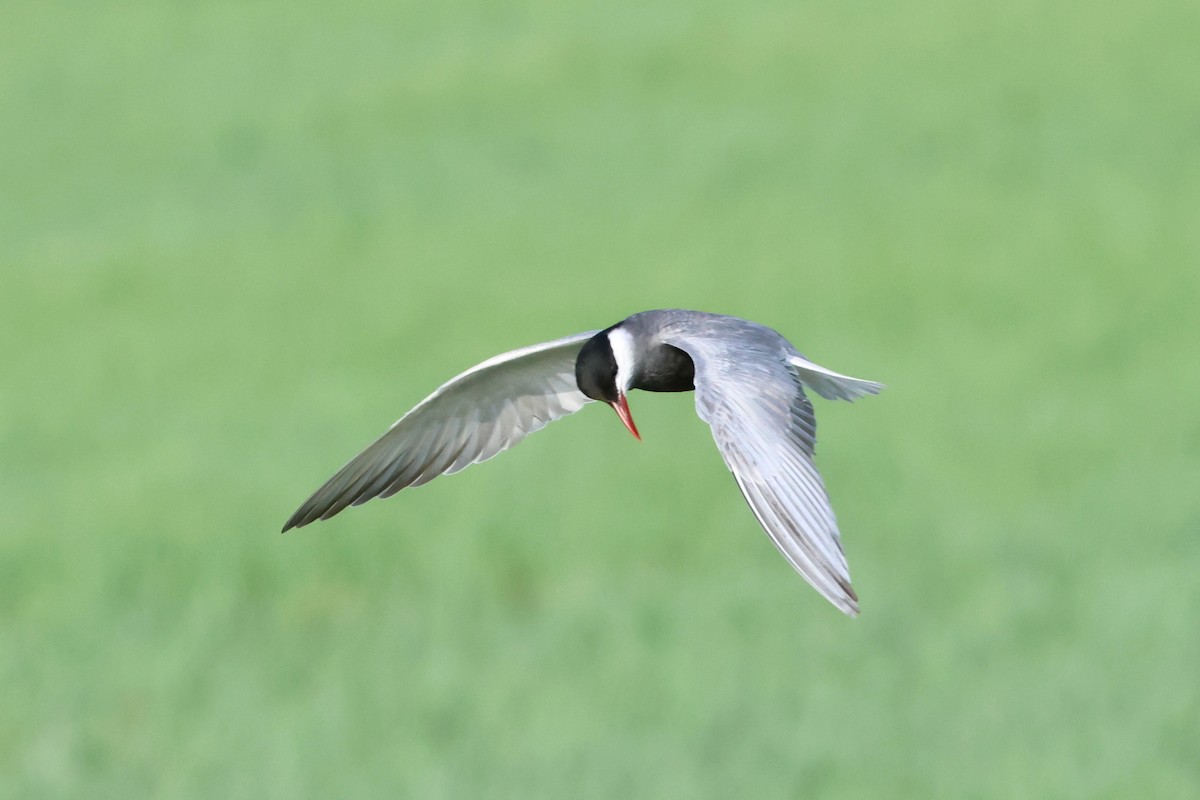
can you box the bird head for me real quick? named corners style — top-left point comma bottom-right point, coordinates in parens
top-left (575, 327), bottom-right (641, 440)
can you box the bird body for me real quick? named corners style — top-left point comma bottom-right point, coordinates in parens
top-left (284, 310), bottom-right (882, 615)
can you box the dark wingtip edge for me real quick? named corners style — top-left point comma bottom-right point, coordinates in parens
top-left (280, 511), bottom-right (308, 534)
top-left (840, 579), bottom-right (860, 617)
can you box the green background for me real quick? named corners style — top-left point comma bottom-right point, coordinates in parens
top-left (3, 0), bottom-right (1197, 796)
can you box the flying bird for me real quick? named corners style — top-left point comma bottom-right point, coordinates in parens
top-left (283, 309), bottom-right (882, 615)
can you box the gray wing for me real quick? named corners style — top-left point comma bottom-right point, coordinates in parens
top-left (663, 334), bottom-right (878, 616)
top-left (283, 331), bottom-right (599, 531)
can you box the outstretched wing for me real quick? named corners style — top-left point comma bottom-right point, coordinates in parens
top-left (663, 334), bottom-right (879, 616)
top-left (283, 331), bottom-right (598, 531)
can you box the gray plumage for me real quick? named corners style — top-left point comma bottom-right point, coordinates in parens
top-left (283, 309), bottom-right (882, 616)
top-left (633, 311), bottom-right (883, 615)
top-left (282, 332), bottom-right (598, 531)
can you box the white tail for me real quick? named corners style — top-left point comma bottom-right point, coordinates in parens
top-left (788, 355), bottom-right (884, 401)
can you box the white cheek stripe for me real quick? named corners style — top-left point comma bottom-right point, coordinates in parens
top-left (607, 327), bottom-right (638, 393)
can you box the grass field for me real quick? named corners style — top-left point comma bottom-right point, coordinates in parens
top-left (3, 0), bottom-right (1198, 796)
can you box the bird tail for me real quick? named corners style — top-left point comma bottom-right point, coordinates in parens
top-left (787, 355), bottom-right (884, 401)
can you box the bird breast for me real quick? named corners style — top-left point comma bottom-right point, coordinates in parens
top-left (633, 343), bottom-right (695, 393)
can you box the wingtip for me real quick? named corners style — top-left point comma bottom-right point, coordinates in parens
top-left (836, 579), bottom-right (860, 617)
top-left (280, 511), bottom-right (308, 533)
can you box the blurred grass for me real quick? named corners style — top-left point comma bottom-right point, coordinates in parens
top-left (2, 0), bottom-right (1198, 796)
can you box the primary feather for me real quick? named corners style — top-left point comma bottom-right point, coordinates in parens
top-left (642, 310), bottom-right (880, 616)
top-left (281, 331), bottom-right (597, 531)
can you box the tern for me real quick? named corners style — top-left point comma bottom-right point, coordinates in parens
top-left (283, 309), bottom-right (882, 615)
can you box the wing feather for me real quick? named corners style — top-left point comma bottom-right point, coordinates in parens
top-left (283, 331), bottom-right (598, 531)
top-left (663, 332), bottom-right (876, 616)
